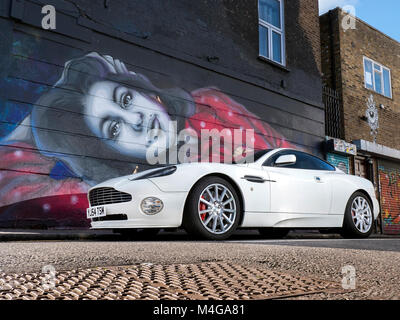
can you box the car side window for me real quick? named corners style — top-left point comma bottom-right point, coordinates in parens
top-left (296, 152), bottom-right (336, 171)
top-left (263, 151), bottom-right (335, 171)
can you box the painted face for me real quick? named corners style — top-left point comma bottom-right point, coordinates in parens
top-left (84, 81), bottom-right (172, 159)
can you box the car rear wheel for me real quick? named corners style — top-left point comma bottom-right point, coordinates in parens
top-left (183, 176), bottom-right (241, 240)
top-left (341, 192), bottom-right (374, 238)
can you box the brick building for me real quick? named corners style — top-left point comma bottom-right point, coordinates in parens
top-left (320, 8), bottom-right (400, 234)
top-left (0, 0), bottom-right (324, 228)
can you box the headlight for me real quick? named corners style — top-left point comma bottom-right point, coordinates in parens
top-left (129, 166), bottom-right (177, 181)
top-left (141, 197), bottom-right (164, 215)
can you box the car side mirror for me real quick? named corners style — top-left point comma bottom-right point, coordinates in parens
top-left (275, 154), bottom-right (296, 167)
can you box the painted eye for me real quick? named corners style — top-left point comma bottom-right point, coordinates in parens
top-left (109, 120), bottom-right (121, 139)
top-left (121, 92), bottom-right (133, 109)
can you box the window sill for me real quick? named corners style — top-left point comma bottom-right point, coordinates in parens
top-left (257, 55), bottom-right (290, 72)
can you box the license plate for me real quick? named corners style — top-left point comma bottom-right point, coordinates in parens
top-left (86, 206), bottom-right (106, 219)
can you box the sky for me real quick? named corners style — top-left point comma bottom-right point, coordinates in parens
top-left (318, 0), bottom-right (400, 42)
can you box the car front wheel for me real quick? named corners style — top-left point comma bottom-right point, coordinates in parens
top-left (341, 192), bottom-right (374, 238)
top-left (183, 176), bottom-right (241, 240)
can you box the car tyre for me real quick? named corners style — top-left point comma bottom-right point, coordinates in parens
top-left (183, 176), bottom-right (241, 240)
top-left (341, 192), bottom-right (374, 239)
top-left (258, 228), bottom-right (290, 239)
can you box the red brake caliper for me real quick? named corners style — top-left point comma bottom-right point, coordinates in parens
top-left (200, 196), bottom-right (207, 221)
top-left (352, 209), bottom-right (356, 221)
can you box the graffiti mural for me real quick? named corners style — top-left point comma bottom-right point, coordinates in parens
top-left (0, 52), bottom-right (295, 228)
top-left (326, 153), bottom-right (350, 174)
top-left (378, 163), bottom-right (400, 235)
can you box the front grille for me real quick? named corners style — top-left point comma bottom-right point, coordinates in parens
top-left (89, 187), bottom-right (132, 207)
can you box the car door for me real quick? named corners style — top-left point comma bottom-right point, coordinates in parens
top-left (262, 150), bottom-right (334, 215)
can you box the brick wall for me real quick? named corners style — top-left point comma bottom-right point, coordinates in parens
top-left (320, 10), bottom-right (342, 91)
top-left (291, 0), bottom-right (322, 76)
top-left (321, 8), bottom-right (400, 235)
top-left (321, 8), bottom-right (400, 150)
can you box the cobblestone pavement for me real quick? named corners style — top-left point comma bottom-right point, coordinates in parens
top-left (0, 262), bottom-right (343, 300)
top-left (0, 240), bottom-right (399, 300)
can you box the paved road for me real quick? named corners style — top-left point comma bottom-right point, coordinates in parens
top-left (228, 238), bottom-right (400, 252)
top-left (0, 235), bottom-right (399, 299)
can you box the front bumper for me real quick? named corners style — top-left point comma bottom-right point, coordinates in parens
top-left (89, 179), bottom-right (187, 229)
top-left (372, 197), bottom-right (380, 221)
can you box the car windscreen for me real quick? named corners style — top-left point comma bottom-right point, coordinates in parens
top-left (235, 149), bottom-right (273, 164)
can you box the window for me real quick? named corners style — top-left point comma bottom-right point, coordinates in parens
top-left (258, 0), bottom-right (285, 66)
top-left (363, 57), bottom-right (392, 98)
top-left (240, 149), bottom-right (273, 163)
top-left (264, 150), bottom-right (336, 171)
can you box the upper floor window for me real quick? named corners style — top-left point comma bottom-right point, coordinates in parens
top-left (258, 0), bottom-right (285, 66)
top-left (363, 57), bottom-right (392, 98)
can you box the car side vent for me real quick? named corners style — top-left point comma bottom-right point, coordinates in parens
top-left (89, 187), bottom-right (132, 207)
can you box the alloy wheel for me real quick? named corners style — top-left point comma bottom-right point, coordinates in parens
top-left (198, 183), bottom-right (237, 235)
top-left (351, 196), bottom-right (373, 233)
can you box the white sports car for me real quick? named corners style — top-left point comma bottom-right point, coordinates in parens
top-left (87, 148), bottom-right (379, 240)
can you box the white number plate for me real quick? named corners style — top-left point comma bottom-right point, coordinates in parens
top-left (86, 206), bottom-right (106, 219)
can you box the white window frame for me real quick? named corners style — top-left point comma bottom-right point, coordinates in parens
top-left (363, 56), bottom-right (392, 99)
top-left (258, 0), bottom-right (286, 66)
